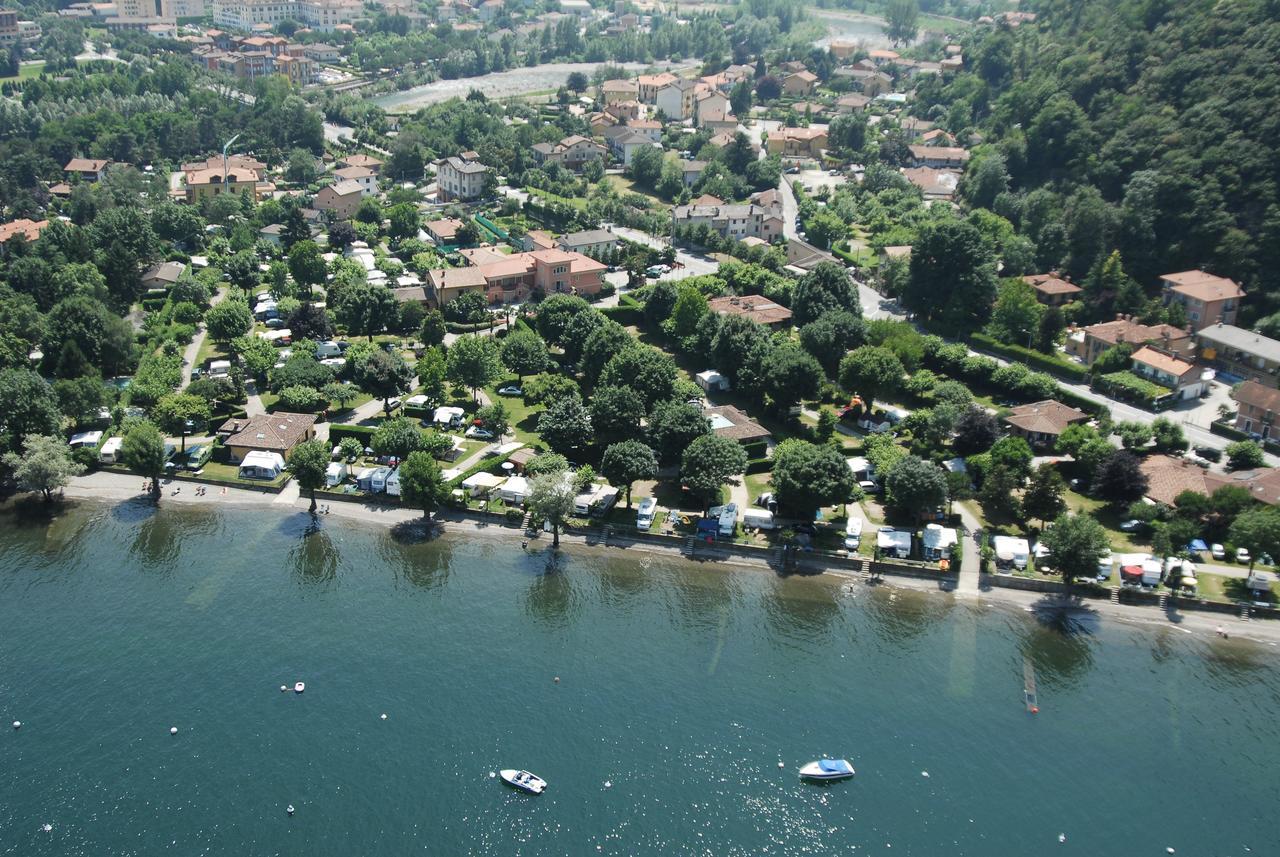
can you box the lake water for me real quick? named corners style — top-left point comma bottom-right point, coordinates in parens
top-left (1, 501), bottom-right (1276, 856)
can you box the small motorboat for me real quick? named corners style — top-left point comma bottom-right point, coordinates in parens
top-left (500, 769), bottom-right (547, 794)
top-left (799, 759), bottom-right (855, 781)
top-left (294, 682), bottom-right (305, 694)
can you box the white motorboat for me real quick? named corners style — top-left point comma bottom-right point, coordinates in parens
top-left (294, 682), bottom-right (305, 693)
top-left (500, 769), bottom-right (547, 794)
top-left (799, 759), bottom-right (855, 781)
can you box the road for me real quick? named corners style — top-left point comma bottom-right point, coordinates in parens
top-left (180, 287), bottom-right (231, 387)
top-left (608, 225), bottom-right (720, 281)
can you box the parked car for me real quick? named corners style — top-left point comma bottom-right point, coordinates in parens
top-left (785, 165), bottom-right (800, 174)
top-left (465, 426), bottom-right (495, 440)
top-left (1194, 445), bottom-right (1223, 463)
top-left (264, 317), bottom-right (286, 329)
top-left (858, 480), bottom-right (880, 495)
top-left (497, 385), bottom-right (524, 397)
top-left (1211, 543), bottom-right (1225, 560)
top-left (828, 168), bottom-right (841, 176)
top-left (1237, 547), bottom-right (1252, 564)
top-left (755, 492), bottom-right (778, 513)
top-left (1119, 519), bottom-right (1146, 532)
top-left (385, 398), bottom-right (402, 412)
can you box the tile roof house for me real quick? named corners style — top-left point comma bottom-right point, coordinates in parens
top-left (217, 412), bottom-right (317, 463)
top-left (141, 261), bottom-right (187, 292)
top-left (436, 153), bottom-right (489, 202)
top-left (530, 134), bottom-right (608, 169)
top-left (556, 229), bottom-right (618, 257)
top-left (1130, 346), bottom-right (1208, 400)
top-left (64, 158), bottom-right (111, 182)
top-left (782, 69), bottom-right (818, 95)
top-left (708, 294), bottom-right (793, 329)
top-left (901, 167), bottom-right (960, 201)
top-left (1023, 272), bottom-right (1082, 306)
top-left (636, 72), bottom-right (678, 103)
top-left (705, 404), bottom-right (771, 443)
top-left (908, 145), bottom-right (969, 169)
top-left (835, 93), bottom-right (871, 112)
top-left (1002, 400), bottom-right (1088, 447)
top-left (338, 154), bottom-right (383, 173)
top-left (1195, 324), bottom-right (1280, 388)
top-left (1161, 270), bottom-right (1245, 331)
top-left (600, 78), bottom-right (638, 104)
top-left (1139, 455), bottom-right (1233, 505)
top-left (314, 179), bottom-right (364, 218)
top-left (424, 217), bottom-right (465, 245)
top-left (1232, 380), bottom-right (1280, 440)
top-left (765, 127), bottom-right (827, 158)
top-left (671, 202), bottom-right (783, 242)
top-left (423, 249), bottom-right (605, 307)
top-left (331, 165), bottom-right (377, 196)
top-left (1068, 315), bottom-right (1194, 365)
top-left (0, 218), bottom-right (48, 250)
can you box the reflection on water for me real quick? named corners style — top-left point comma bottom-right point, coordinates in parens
top-left (861, 584), bottom-right (953, 648)
top-left (288, 520), bottom-right (340, 584)
top-left (129, 511), bottom-right (184, 571)
top-left (524, 550), bottom-right (579, 627)
top-left (387, 530), bottom-right (453, 592)
top-left (763, 575), bottom-right (845, 649)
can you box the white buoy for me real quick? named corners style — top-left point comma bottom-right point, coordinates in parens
top-left (286, 804), bottom-right (295, 816)
top-left (12, 721), bottom-right (20, 729)
top-left (41, 824), bottom-right (52, 833)
top-left (170, 727), bottom-right (178, 735)
top-left (921, 771), bottom-right (930, 777)
top-left (777, 761), bottom-right (785, 768)
top-left (280, 685), bottom-right (287, 692)
top-left (488, 771), bottom-right (496, 778)
top-left (1166, 849), bottom-right (1175, 854)
top-left (604, 780), bottom-right (612, 789)
top-left (380, 713), bottom-right (387, 720)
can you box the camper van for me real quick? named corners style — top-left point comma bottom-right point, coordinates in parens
top-left (325, 461), bottom-right (348, 487)
top-left (635, 497), bottom-right (657, 530)
top-left (743, 507), bottom-right (776, 530)
top-left (574, 485), bottom-right (619, 517)
top-left (98, 436), bottom-right (123, 464)
top-left (370, 466), bottom-right (392, 494)
top-left (385, 470), bottom-right (401, 497)
top-left (315, 340), bottom-right (343, 359)
top-left (706, 503), bottom-right (738, 538)
top-left (844, 517), bottom-right (864, 551)
top-left (991, 535), bottom-right (1030, 570)
top-left (68, 430), bottom-right (103, 450)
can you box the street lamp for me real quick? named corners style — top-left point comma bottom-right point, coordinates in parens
top-left (222, 133), bottom-right (241, 189)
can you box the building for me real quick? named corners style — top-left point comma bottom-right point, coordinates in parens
top-left (1023, 272), bottom-right (1081, 306)
top-left (1138, 455), bottom-right (1234, 506)
top-left (1002, 400), bottom-right (1088, 447)
top-left (600, 78), bottom-right (637, 104)
top-left (782, 69), bottom-right (818, 95)
top-left (521, 229), bottom-right (555, 252)
top-left (476, 0), bottom-right (502, 21)
top-left (64, 158), bottom-right (111, 182)
top-left (424, 217), bottom-right (465, 246)
top-left (636, 71), bottom-right (677, 103)
top-left (1130, 345), bottom-right (1208, 400)
top-left (184, 165), bottom-right (261, 203)
top-left (273, 53), bottom-right (315, 85)
top-left (217, 412), bottom-right (317, 463)
top-left (908, 145), bottom-right (969, 169)
top-left (141, 261), bottom-right (187, 292)
top-left (765, 127), bottom-right (827, 158)
top-left (1233, 380), bottom-right (1280, 440)
top-left (704, 404), bottom-right (771, 444)
top-left (707, 294), bottom-right (792, 329)
top-left (331, 165), bottom-right (377, 196)
top-left (559, 0), bottom-right (592, 16)
top-left (0, 218), bottom-right (47, 252)
top-left (556, 229), bottom-right (618, 258)
top-left (900, 167), bottom-right (959, 201)
top-left (337, 153), bottom-right (382, 173)
top-left (436, 153), bottom-right (488, 202)
top-left (1067, 315), bottom-right (1193, 366)
top-left (423, 249), bottom-right (605, 307)
top-left (303, 42), bottom-right (341, 61)
top-left (314, 179), bottom-right (363, 218)
top-left (835, 93), bottom-right (871, 113)
top-left (1195, 324), bottom-right (1280, 387)
top-left (1161, 270), bottom-right (1245, 331)
top-left (530, 135), bottom-right (608, 169)
top-left (678, 159), bottom-right (707, 187)
top-left (212, 0), bottom-right (361, 32)
top-left (603, 128), bottom-right (656, 167)
top-left (671, 202), bottom-right (783, 242)
top-left (655, 78), bottom-right (699, 120)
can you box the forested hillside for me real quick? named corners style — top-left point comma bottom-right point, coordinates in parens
top-left (918, 0), bottom-right (1280, 330)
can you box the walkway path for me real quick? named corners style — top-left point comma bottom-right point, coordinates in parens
top-left (952, 502), bottom-right (983, 597)
top-left (181, 286), bottom-right (230, 387)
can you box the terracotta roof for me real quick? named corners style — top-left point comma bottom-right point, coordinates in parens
top-left (1024, 272), bottom-right (1082, 296)
top-left (1139, 455), bottom-right (1232, 506)
top-left (322, 179), bottom-right (364, 198)
top-left (1131, 345), bottom-right (1196, 378)
top-left (708, 294), bottom-right (793, 325)
top-left (425, 218), bottom-right (463, 240)
top-left (332, 165), bottom-right (374, 180)
top-left (1162, 270), bottom-right (1245, 302)
top-left (339, 154), bottom-right (383, 169)
top-left (1233, 380), bottom-right (1280, 414)
top-left (1003, 400), bottom-right (1088, 437)
top-left (705, 404), bottom-right (772, 442)
top-left (64, 158), bottom-right (109, 172)
top-left (187, 166), bottom-right (258, 185)
top-left (0, 218), bottom-right (48, 244)
top-left (220, 412), bottom-right (317, 453)
top-left (1084, 318), bottom-right (1188, 348)
top-left (1236, 467), bottom-right (1280, 506)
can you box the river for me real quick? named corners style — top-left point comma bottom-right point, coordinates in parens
top-left (1, 501), bottom-right (1275, 855)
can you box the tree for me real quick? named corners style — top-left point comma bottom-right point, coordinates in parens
top-left (648, 399), bottom-right (711, 466)
top-left (905, 219), bottom-right (997, 336)
top-left (323, 381), bottom-right (357, 412)
top-left (524, 373), bottom-right (581, 408)
top-left (681, 434), bottom-right (748, 511)
top-left (771, 439), bottom-right (856, 520)
top-left (838, 346), bottom-right (904, 412)
top-left (989, 436), bottom-right (1034, 481)
top-left (3, 435), bottom-right (85, 502)
top-left (328, 221), bottom-right (358, 252)
top-left (1093, 450), bottom-right (1148, 503)
top-left (589, 385), bottom-right (645, 444)
top-left (581, 321), bottom-right (633, 384)
top-left (224, 251), bottom-right (261, 296)
top-left (799, 311), bottom-right (864, 375)
top-left (755, 75), bottom-right (781, 101)
top-left (500, 328), bottom-right (549, 379)
top-left (152, 393), bottom-right (211, 454)
top-left (475, 401), bottom-right (510, 437)
top-left (1115, 421), bottom-right (1153, 450)
top-left (884, 0), bottom-right (919, 44)
top-left (1225, 440), bottom-right (1266, 471)
top-left (1150, 417), bottom-right (1189, 453)
top-left (336, 283), bottom-right (399, 341)
top-left (54, 376), bottom-right (110, 426)
top-left (354, 349), bottom-right (413, 415)
top-left (761, 344), bottom-right (823, 413)
top-left (288, 439), bottom-right (330, 513)
top-left (601, 440), bottom-right (659, 508)
top-left (729, 79), bottom-right (753, 117)
top-left (122, 420), bottom-right (166, 502)
top-left (566, 70), bottom-right (588, 92)
top-left (285, 148), bottom-right (319, 185)
top-left (372, 416), bottom-right (424, 463)
top-left (599, 346), bottom-right (677, 410)
top-left (986, 279), bottom-right (1044, 347)
top-left (953, 406), bottom-right (999, 455)
top-left (276, 385), bottom-right (323, 412)
top-left (445, 334), bottom-right (502, 401)
top-left (537, 396), bottom-right (594, 453)
top-left (629, 144), bottom-right (665, 189)
top-left (1023, 464), bottom-right (1068, 527)
top-left (1041, 513), bottom-right (1111, 586)
top-left (288, 240), bottom-right (327, 288)
top-left (414, 348), bottom-right (448, 408)
top-left (0, 368), bottom-right (63, 457)
top-left (884, 456), bottom-right (948, 519)
top-left (1229, 508), bottom-right (1280, 571)
top-left (205, 301), bottom-right (253, 345)
top-left (398, 450), bottom-right (449, 520)
top-left (792, 263), bottom-right (860, 327)
top-left (288, 302), bottom-right (334, 342)
top-left (420, 309), bottom-right (447, 346)
top-left (1153, 517), bottom-right (1202, 560)
top-left (528, 470), bottom-right (576, 548)
top-left (804, 210), bottom-right (847, 251)
top-left (535, 294), bottom-right (591, 344)
top-left (233, 335), bottom-right (278, 380)
top-left (979, 464), bottom-right (1023, 521)
top-left (387, 203), bottom-right (420, 241)
top-left (666, 285), bottom-right (708, 338)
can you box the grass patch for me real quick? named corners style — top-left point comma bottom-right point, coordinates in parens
top-left (606, 175), bottom-right (663, 209)
top-left (486, 379), bottom-right (545, 446)
top-left (197, 461), bottom-right (290, 488)
top-left (0, 61), bottom-right (55, 82)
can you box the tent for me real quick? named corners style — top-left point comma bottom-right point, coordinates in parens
top-left (1188, 539), bottom-right (1209, 553)
top-left (498, 475), bottom-right (529, 504)
top-left (461, 471), bottom-right (504, 497)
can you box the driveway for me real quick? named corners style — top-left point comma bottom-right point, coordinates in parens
top-left (181, 286), bottom-right (231, 387)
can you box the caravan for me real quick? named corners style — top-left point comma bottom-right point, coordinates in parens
top-left (238, 451), bottom-right (286, 480)
top-left (325, 461), bottom-right (348, 487)
top-left (370, 466), bottom-right (392, 494)
top-left (844, 517), bottom-right (864, 551)
top-left (385, 470), bottom-right (402, 497)
top-left (991, 535), bottom-right (1030, 570)
top-left (635, 497), bottom-right (657, 530)
top-left (98, 436), bottom-right (123, 464)
top-left (742, 507), bottom-right (776, 530)
top-left (706, 503), bottom-right (738, 538)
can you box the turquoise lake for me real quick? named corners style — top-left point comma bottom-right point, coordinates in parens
top-left (1, 500), bottom-right (1276, 856)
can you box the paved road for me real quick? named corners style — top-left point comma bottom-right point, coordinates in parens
top-left (181, 287), bottom-right (231, 387)
top-left (609, 225), bottom-right (720, 281)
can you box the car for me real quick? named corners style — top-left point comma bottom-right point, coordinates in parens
top-left (858, 480), bottom-right (880, 494)
top-left (828, 168), bottom-right (841, 176)
top-left (1237, 547), bottom-right (1251, 564)
top-left (264, 317), bottom-right (286, 329)
top-left (465, 426), bottom-right (495, 440)
top-left (1119, 519), bottom-right (1146, 532)
top-left (190, 367), bottom-right (204, 379)
top-left (336, 340), bottom-right (350, 352)
top-left (497, 385), bottom-right (524, 397)
top-left (785, 165), bottom-right (800, 174)
top-left (1211, 543), bottom-right (1226, 560)
top-left (386, 398), bottom-right (402, 412)
top-left (645, 266), bottom-right (663, 278)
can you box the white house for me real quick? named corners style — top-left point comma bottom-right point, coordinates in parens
top-left (331, 165), bottom-right (377, 197)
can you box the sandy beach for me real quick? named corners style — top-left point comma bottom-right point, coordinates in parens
top-left (56, 471), bottom-right (1280, 647)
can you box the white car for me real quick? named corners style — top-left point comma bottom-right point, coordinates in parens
top-left (465, 426), bottom-right (495, 440)
top-left (1237, 547), bottom-right (1251, 564)
top-left (497, 385), bottom-right (524, 397)
top-left (1211, 543), bottom-right (1225, 560)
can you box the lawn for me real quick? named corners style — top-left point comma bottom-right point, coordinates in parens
top-left (606, 175), bottom-right (664, 209)
top-left (486, 379), bottom-right (545, 446)
top-left (196, 461), bottom-right (290, 489)
top-left (1197, 571), bottom-right (1280, 604)
top-left (0, 61), bottom-right (55, 82)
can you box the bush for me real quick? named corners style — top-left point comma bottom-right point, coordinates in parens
top-left (328, 424), bottom-right (377, 445)
top-left (969, 332), bottom-right (1088, 381)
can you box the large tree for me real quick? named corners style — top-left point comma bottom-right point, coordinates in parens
top-left (647, 399), bottom-right (711, 466)
top-left (500, 328), bottom-right (549, 380)
top-left (680, 434), bottom-right (747, 511)
top-left (205, 301), bottom-right (254, 345)
top-left (589, 385), bottom-right (645, 445)
top-left (793, 264), bottom-right (860, 326)
top-left (354, 349), bottom-right (414, 416)
top-left (1092, 450), bottom-right (1148, 504)
top-left (121, 420), bottom-right (167, 502)
top-left (884, 0), bottom-right (918, 44)
top-left (771, 439), bottom-right (856, 520)
top-left (535, 294), bottom-right (590, 345)
top-left (0, 368), bottom-right (62, 456)
top-left (527, 470), bottom-right (576, 548)
top-left (905, 219), bottom-right (998, 336)
top-left (884, 455), bottom-right (948, 519)
top-left (838, 346), bottom-right (904, 412)
top-left (398, 450), bottom-right (449, 520)
top-left (1041, 513), bottom-right (1111, 586)
top-left (537, 396), bottom-right (594, 453)
top-left (600, 440), bottom-right (659, 508)
top-left (288, 240), bottom-right (327, 288)
top-left (287, 439), bottom-right (331, 513)
top-left (372, 416), bottom-right (425, 463)
top-left (336, 283), bottom-right (398, 342)
top-left (445, 334), bottom-right (502, 402)
top-left (1229, 508), bottom-right (1280, 571)
top-left (598, 346), bottom-right (677, 410)
top-left (2, 435), bottom-right (85, 503)
top-left (761, 344), bottom-right (823, 413)
top-left (152, 392), bottom-right (211, 454)
top-left (799, 310), bottom-right (864, 375)
top-left (1023, 464), bottom-right (1068, 527)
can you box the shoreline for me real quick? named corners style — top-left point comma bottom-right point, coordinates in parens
top-left (53, 471), bottom-right (1280, 648)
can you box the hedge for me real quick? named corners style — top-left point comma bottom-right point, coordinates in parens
top-left (1056, 387), bottom-right (1107, 417)
top-left (328, 424), bottom-right (377, 444)
top-left (969, 332), bottom-right (1089, 382)
top-left (446, 320), bottom-right (503, 333)
top-left (601, 304), bottom-right (642, 325)
top-left (830, 243), bottom-right (858, 267)
top-left (1093, 370), bottom-right (1170, 407)
top-left (1210, 419), bottom-right (1249, 441)
top-left (745, 457), bottom-right (772, 475)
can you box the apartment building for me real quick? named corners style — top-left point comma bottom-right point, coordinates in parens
top-left (1161, 269), bottom-right (1245, 331)
top-left (436, 153), bottom-right (489, 202)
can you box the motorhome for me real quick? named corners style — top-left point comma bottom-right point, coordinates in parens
top-left (98, 436), bottom-right (123, 464)
top-left (325, 461), bottom-right (348, 487)
top-left (743, 507), bottom-right (776, 530)
top-left (635, 497), bottom-right (657, 530)
top-left (844, 517), bottom-right (864, 551)
top-left (991, 535), bottom-right (1030, 570)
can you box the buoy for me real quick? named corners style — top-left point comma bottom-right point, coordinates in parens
top-left (604, 780), bottom-right (612, 789)
top-left (1166, 849), bottom-right (1175, 855)
top-left (921, 771), bottom-right (930, 777)
top-left (170, 727), bottom-right (178, 735)
top-left (286, 804), bottom-right (295, 816)
top-left (41, 824), bottom-right (52, 833)
top-left (380, 713), bottom-right (388, 720)
top-left (488, 771), bottom-right (496, 778)
top-left (280, 685), bottom-right (287, 692)
top-left (1031, 706), bottom-right (1039, 714)
top-left (553, 676), bottom-right (560, 683)
top-left (777, 761), bottom-right (785, 768)
top-left (12, 721), bottom-right (20, 729)
top-left (294, 682), bottom-right (305, 693)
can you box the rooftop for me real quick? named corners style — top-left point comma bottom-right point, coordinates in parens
top-left (1233, 379), bottom-right (1280, 413)
top-left (1131, 345), bottom-right (1196, 378)
top-left (219, 412), bottom-right (317, 452)
top-left (1162, 270), bottom-right (1245, 302)
top-left (1023, 272), bottom-right (1082, 296)
top-left (1003, 400), bottom-right (1088, 436)
top-left (1139, 455), bottom-right (1233, 506)
top-left (1196, 324), bottom-right (1280, 364)
top-left (708, 294), bottom-right (793, 326)
top-left (704, 404), bottom-right (771, 442)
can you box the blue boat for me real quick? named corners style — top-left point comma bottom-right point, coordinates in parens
top-left (799, 759), bottom-right (855, 781)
